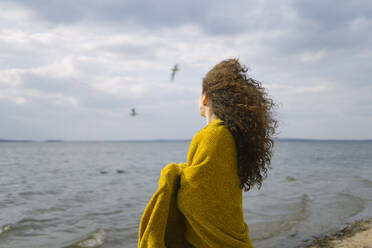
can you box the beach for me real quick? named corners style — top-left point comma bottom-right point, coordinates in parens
top-left (302, 217), bottom-right (372, 248)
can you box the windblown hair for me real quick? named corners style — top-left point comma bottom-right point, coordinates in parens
top-left (202, 58), bottom-right (278, 191)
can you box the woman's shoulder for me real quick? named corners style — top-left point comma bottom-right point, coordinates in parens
top-left (185, 119), bottom-right (237, 166)
top-left (194, 119), bottom-right (235, 147)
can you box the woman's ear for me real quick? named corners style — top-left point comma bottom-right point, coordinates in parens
top-left (203, 93), bottom-right (208, 106)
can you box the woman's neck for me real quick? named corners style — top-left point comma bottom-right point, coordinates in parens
top-left (206, 110), bottom-right (218, 125)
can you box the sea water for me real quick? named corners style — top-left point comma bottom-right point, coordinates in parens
top-left (0, 140), bottom-right (371, 248)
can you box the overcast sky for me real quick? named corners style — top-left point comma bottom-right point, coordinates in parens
top-left (1, 0), bottom-right (372, 141)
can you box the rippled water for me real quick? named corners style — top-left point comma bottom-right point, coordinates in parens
top-left (0, 140), bottom-right (371, 248)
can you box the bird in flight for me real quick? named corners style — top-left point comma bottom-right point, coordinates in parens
top-left (170, 64), bottom-right (179, 82)
top-left (130, 108), bottom-right (138, 117)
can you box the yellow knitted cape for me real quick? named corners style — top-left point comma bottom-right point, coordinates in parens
top-left (138, 118), bottom-right (254, 248)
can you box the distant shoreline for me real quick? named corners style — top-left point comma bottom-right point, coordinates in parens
top-left (0, 139), bottom-right (35, 143)
top-left (1, 138), bottom-right (372, 143)
top-left (0, 139), bottom-right (191, 143)
top-left (275, 138), bottom-right (372, 142)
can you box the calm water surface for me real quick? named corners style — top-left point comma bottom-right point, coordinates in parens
top-left (0, 140), bottom-right (371, 248)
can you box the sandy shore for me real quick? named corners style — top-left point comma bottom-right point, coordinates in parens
top-left (301, 217), bottom-right (372, 248)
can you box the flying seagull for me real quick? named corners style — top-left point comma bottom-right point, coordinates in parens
top-left (130, 108), bottom-right (138, 117)
top-left (170, 64), bottom-right (179, 82)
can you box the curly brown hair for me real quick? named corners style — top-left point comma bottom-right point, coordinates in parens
top-left (202, 58), bottom-right (278, 191)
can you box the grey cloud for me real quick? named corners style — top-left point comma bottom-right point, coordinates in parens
top-left (9, 0), bottom-right (85, 24)
top-left (7, 0), bottom-right (259, 35)
top-left (0, 40), bottom-right (46, 70)
top-left (0, 97), bottom-right (121, 140)
top-left (18, 70), bottom-right (198, 112)
top-left (78, 89), bottom-right (136, 110)
top-left (269, 0), bottom-right (372, 54)
top-left (8, 0), bottom-right (372, 40)
top-left (292, 0), bottom-right (372, 30)
top-left (203, 16), bottom-right (245, 35)
top-left (100, 42), bottom-right (159, 59)
top-left (8, 0), bottom-right (205, 27)
top-left (20, 72), bottom-right (136, 110)
top-left (22, 73), bottom-right (77, 93)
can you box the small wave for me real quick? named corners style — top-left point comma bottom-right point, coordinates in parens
top-left (354, 175), bottom-right (372, 187)
top-left (18, 217), bottom-right (58, 224)
top-left (0, 224), bottom-right (12, 236)
top-left (63, 228), bottom-right (105, 248)
top-left (342, 176), bottom-right (372, 200)
top-left (27, 205), bottom-right (66, 215)
top-left (18, 190), bottom-right (60, 197)
top-left (0, 217), bottom-right (59, 236)
top-left (85, 209), bottom-right (123, 218)
top-left (337, 193), bottom-right (366, 218)
top-left (299, 194), bottom-right (311, 220)
top-left (249, 194), bottom-right (311, 241)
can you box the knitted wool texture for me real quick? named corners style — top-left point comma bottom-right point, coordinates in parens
top-left (138, 118), bottom-right (254, 248)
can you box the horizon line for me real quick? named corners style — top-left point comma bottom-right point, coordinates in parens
top-left (1, 137), bottom-right (372, 143)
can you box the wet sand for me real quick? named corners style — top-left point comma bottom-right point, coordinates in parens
top-left (301, 217), bottom-right (372, 248)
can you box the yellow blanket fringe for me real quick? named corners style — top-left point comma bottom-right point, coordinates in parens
top-left (138, 118), bottom-right (254, 248)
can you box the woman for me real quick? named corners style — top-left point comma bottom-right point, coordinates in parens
top-left (138, 58), bottom-right (278, 248)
